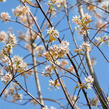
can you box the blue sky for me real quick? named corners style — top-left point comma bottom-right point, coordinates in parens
top-left (0, 0), bottom-right (109, 109)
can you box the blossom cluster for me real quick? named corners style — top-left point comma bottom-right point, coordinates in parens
top-left (0, 12), bottom-right (10, 21)
top-left (75, 42), bottom-right (91, 53)
top-left (0, 32), bottom-right (17, 56)
top-left (19, 30), bottom-right (39, 43)
top-left (12, 56), bottom-right (27, 74)
top-left (84, 75), bottom-right (94, 89)
top-left (42, 65), bottom-right (54, 77)
top-left (1, 73), bottom-right (12, 83)
top-left (75, 75), bottom-right (94, 89)
top-left (42, 59), bottom-right (74, 78)
top-left (13, 5), bottom-right (36, 25)
top-left (47, 27), bottom-right (59, 42)
top-left (0, 31), bottom-right (17, 57)
top-left (72, 14), bottom-right (92, 35)
top-left (47, 0), bottom-right (67, 15)
top-left (13, 5), bottom-right (30, 17)
top-left (3, 83), bottom-right (23, 102)
top-left (95, 35), bottom-right (109, 46)
top-left (0, 30), bottom-right (29, 83)
top-left (43, 41), bottom-right (69, 61)
top-left (48, 0), bottom-right (67, 8)
top-left (0, 31), bottom-right (7, 42)
top-left (49, 79), bottom-right (60, 88)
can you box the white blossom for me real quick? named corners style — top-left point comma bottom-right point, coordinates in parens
top-left (47, 27), bottom-right (59, 38)
top-left (85, 75), bottom-right (94, 83)
top-left (1, 73), bottom-right (12, 83)
top-left (0, 12), bottom-right (10, 21)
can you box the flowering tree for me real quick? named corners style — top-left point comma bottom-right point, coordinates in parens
top-left (0, 0), bottom-right (109, 109)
